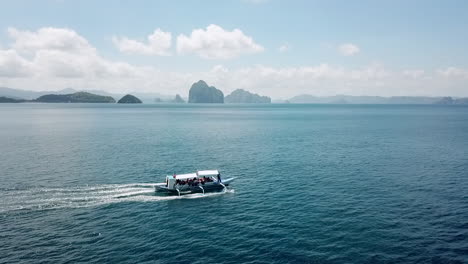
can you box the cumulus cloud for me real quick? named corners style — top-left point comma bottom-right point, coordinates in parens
top-left (8, 27), bottom-right (95, 54)
top-left (1, 27), bottom-right (468, 98)
top-left (1, 27), bottom-right (140, 79)
top-left (403, 69), bottom-right (425, 79)
top-left (437, 67), bottom-right (468, 78)
top-left (176, 24), bottom-right (264, 59)
top-left (0, 49), bottom-right (33, 77)
top-left (338, 43), bottom-right (360, 56)
top-left (203, 64), bottom-right (394, 97)
top-left (113, 29), bottom-right (172, 56)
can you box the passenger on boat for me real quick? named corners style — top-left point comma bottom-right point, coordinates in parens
top-left (175, 176), bottom-right (220, 188)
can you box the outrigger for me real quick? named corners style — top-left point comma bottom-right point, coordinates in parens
top-left (154, 170), bottom-right (235, 196)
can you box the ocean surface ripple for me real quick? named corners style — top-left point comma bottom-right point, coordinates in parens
top-left (1, 104), bottom-right (467, 263)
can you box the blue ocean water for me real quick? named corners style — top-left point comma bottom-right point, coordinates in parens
top-left (0, 103), bottom-right (467, 263)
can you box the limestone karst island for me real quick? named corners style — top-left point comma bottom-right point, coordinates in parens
top-left (188, 80), bottom-right (224, 103)
top-left (117, 94), bottom-right (142, 104)
top-left (0, 80), bottom-right (273, 104)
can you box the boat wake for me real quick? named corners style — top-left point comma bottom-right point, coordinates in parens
top-left (0, 183), bottom-right (235, 213)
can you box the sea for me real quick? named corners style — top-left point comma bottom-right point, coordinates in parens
top-left (0, 103), bottom-right (467, 263)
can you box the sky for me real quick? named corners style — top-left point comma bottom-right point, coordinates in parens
top-left (0, 0), bottom-right (467, 99)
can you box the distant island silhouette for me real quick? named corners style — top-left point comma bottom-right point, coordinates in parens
top-left (1, 85), bottom-right (468, 104)
top-left (0, 96), bottom-right (26, 103)
top-left (188, 80), bottom-right (224, 103)
top-left (173, 94), bottom-right (185, 103)
top-left (225, 89), bottom-right (271, 103)
top-left (34, 92), bottom-right (116, 103)
top-left (117, 94), bottom-right (142, 104)
top-left (287, 94), bottom-right (468, 105)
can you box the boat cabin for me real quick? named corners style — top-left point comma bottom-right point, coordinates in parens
top-left (165, 170), bottom-right (220, 190)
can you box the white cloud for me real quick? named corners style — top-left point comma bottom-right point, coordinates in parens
top-left (1, 27), bottom-right (139, 79)
top-left (1, 27), bottom-right (468, 98)
top-left (202, 64), bottom-right (393, 98)
top-left (8, 27), bottom-right (95, 54)
top-left (278, 43), bottom-right (290, 53)
top-left (113, 29), bottom-right (172, 56)
top-left (0, 49), bottom-right (33, 77)
top-left (437, 67), bottom-right (468, 78)
top-left (338, 43), bottom-right (360, 56)
top-left (176, 24), bottom-right (264, 59)
top-left (403, 69), bottom-right (425, 79)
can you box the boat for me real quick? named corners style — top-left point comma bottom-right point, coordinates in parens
top-left (154, 170), bottom-right (235, 196)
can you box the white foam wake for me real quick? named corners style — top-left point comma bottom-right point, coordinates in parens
top-left (0, 183), bottom-right (235, 213)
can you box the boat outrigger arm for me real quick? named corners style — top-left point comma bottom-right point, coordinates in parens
top-left (154, 170), bottom-right (235, 196)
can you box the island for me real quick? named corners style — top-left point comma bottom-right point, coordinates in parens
top-left (433, 96), bottom-right (468, 105)
top-left (117, 94), bottom-right (142, 104)
top-left (0, 96), bottom-right (27, 103)
top-left (173, 94), bottom-right (185, 103)
top-left (188, 80), bottom-right (224, 103)
top-left (288, 94), bottom-right (468, 104)
top-left (224, 89), bottom-right (271, 103)
top-left (34, 92), bottom-right (116, 103)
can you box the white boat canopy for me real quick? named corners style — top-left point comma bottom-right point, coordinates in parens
top-left (169, 173), bottom-right (197, 180)
top-left (167, 170), bottom-right (219, 180)
top-left (197, 170), bottom-right (219, 176)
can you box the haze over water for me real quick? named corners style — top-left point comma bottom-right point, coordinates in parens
top-left (1, 104), bottom-right (467, 263)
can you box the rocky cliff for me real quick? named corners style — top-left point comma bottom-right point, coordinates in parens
top-left (225, 89), bottom-right (271, 103)
top-left (188, 80), bottom-right (224, 103)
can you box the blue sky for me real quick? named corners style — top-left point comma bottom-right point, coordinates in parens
top-left (0, 0), bottom-right (467, 98)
